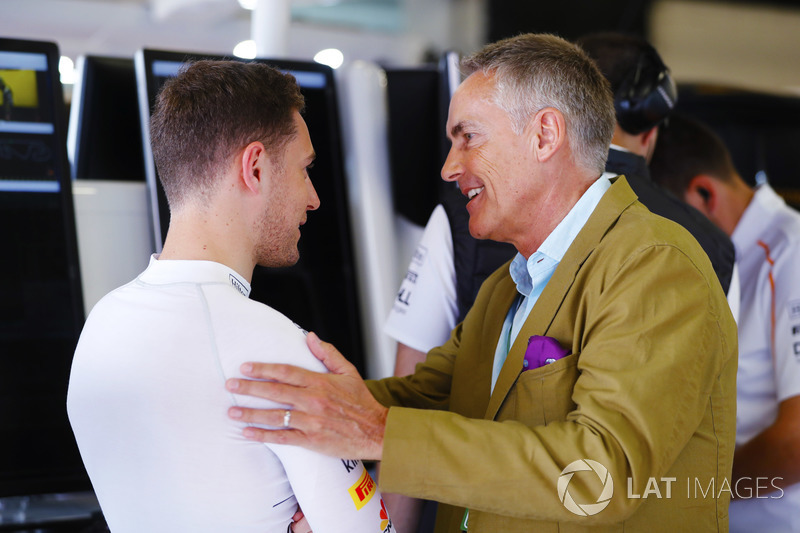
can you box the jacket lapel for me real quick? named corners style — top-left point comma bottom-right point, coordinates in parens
top-left (483, 176), bottom-right (637, 420)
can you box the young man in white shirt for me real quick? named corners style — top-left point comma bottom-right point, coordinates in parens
top-left (651, 112), bottom-right (800, 533)
top-left (67, 60), bottom-right (392, 533)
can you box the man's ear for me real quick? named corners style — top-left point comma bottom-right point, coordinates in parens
top-left (529, 107), bottom-right (565, 162)
top-left (684, 174), bottom-right (718, 217)
top-left (239, 141), bottom-right (269, 194)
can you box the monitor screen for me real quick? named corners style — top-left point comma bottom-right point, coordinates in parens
top-left (134, 49), bottom-right (365, 373)
top-left (0, 38), bottom-right (88, 497)
top-left (67, 55), bottom-right (145, 182)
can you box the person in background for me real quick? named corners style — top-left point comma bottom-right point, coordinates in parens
top-left (226, 33), bottom-right (738, 532)
top-left (67, 60), bottom-right (392, 533)
top-left (577, 32), bottom-right (738, 311)
top-left (649, 112), bottom-right (800, 533)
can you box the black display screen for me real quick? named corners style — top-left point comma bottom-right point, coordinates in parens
top-left (68, 56), bottom-right (145, 182)
top-left (0, 39), bottom-right (88, 497)
top-left (135, 49), bottom-right (365, 374)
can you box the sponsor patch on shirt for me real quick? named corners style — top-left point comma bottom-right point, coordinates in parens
top-left (794, 341), bottom-right (800, 359)
top-left (348, 468), bottom-right (376, 510)
top-left (793, 324), bottom-right (800, 336)
top-left (790, 300), bottom-right (800, 320)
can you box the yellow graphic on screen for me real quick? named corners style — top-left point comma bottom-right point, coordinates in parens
top-left (0, 69), bottom-right (39, 108)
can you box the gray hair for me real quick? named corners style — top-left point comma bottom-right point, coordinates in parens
top-left (462, 33), bottom-right (615, 175)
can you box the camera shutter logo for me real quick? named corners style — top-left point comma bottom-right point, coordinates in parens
top-left (558, 459), bottom-right (614, 516)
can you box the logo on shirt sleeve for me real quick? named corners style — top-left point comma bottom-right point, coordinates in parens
top-left (342, 459), bottom-right (360, 473)
top-left (348, 468), bottom-right (376, 510)
top-left (380, 498), bottom-right (393, 532)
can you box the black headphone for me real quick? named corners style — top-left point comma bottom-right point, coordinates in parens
top-left (614, 46), bottom-right (677, 135)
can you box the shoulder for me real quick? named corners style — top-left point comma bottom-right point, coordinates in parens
top-left (594, 198), bottom-right (721, 293)
top-left (765, 205), bottom-right (800, 249)
top-left (201, 286), bottom-right (328, 374)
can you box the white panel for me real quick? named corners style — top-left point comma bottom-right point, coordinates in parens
top-left (336, 61), bottom-right (398, 379)
top-left (72, 180), bottom-right (154, 316)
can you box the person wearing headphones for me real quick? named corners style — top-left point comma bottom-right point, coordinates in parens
top-left (577, 32), bottom-right (738, 308)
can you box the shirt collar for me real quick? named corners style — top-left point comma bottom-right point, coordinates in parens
top-left (140, 254), bottom-right (252, 297)
top-left (509, 175), bottom-right (612, 296)
top-left (731, 184), bottom-right (784, 255)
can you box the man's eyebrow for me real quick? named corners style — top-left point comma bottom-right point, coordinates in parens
top-left (449, 120), bottom-right (477, 140)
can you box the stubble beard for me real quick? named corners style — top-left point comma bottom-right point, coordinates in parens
top-left (253, 214), bottom-right (300, 268)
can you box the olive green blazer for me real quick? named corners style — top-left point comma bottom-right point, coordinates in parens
top-left (368, 177), bottom-right (738, 532)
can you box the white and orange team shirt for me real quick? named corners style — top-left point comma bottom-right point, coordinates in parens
top-left (68, 257), bottom-right (395, 533)
top-left (729, 184), bottom-right (800, 533)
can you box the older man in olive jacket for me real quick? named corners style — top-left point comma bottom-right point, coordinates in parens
top-left (226, 33), bottom-right (737, 533)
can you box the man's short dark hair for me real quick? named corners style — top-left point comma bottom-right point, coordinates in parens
top-left (150, 60), bottom-right (305, 210)
top-left (649, 113), bottom-right (739, 197)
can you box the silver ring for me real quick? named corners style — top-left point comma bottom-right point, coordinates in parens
top-left (283, 410), bottom-right (291, 428)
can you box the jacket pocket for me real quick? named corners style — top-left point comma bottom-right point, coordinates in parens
top-left (505, 352), bottom-right (579, 427)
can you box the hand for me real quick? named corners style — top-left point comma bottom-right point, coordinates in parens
top-left (291, 509), bottom-right (312, 533)
top-left (226, 332), bottom-right (388, 460)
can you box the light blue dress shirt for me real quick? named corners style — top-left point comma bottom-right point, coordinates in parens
top-left (490, 175), bottom-right (613, 391)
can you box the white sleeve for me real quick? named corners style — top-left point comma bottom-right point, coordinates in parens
top-left (383, 205), bottom-right (458, 353)
top-left (773, 242), bottom-right (800, 403)
top-left (219, 309), bottom-right (394, 533)
top-left (269, 448), bottom-right (392, 533)
top-left (727, 261), bottom-right (741, 324)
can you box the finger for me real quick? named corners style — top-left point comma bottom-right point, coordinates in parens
top-left (238, 361), bottom-right (313, 386)
top-left (229, 406), bottom-right (305, 428)
top-left (225, 378), bottom-right (302, 407)
top-left (291, 515), bottom-right (312, 533)
top-left (241, 425), bottom-right (306, 446)
top-left (306, 332), bottom-right (358, 376)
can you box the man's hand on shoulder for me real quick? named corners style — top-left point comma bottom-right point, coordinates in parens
top-left (226, 332), bottom-right (388, 460)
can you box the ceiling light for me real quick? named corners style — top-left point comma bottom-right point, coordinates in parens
top-left (313, 48), bottom-right (344, 69)
top-left (233, 40), bottom-right (257, 59)
top-left (59, 56), bottom-right (77, 85)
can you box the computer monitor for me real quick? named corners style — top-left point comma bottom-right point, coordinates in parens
top-left (67, 55), bottom-right (145, 182)
top-left (384, 51), bottom-right (462, 227)
top-left (134, 49), bottom-right (365, 374)
top-left (0, 37), bottom-right (88, 496)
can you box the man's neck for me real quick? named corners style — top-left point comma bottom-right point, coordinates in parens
top-left (610, 125), bottom-right (653, 160)
top-left (159, 208), bottom-right (255, 283)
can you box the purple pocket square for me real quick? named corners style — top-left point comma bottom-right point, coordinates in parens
top-left (523, 336), bottom-right (571, 370)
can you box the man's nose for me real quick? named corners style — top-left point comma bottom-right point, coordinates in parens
top-left (441, 146), bottom-right (461, 183)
